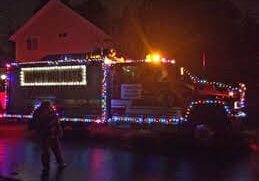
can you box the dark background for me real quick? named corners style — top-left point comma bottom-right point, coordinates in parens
top-left (0, 0), bottom-right (258, 80)
top-left (0, 0), bottom-right (258, 121)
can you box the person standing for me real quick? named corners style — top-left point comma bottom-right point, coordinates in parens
top-left (32, 101), bottom-right (66, 174)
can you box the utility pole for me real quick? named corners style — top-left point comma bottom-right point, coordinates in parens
top-left (202, 52), bottom-right (206, 71)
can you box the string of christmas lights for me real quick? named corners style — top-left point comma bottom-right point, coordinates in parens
top-left (4, 64), bottom-right (10, 113)
top-left (184, 100), bottom-right (231, 119)
top-left (2, 57), bottom-right (247, 124)
top-left (101, 62), bottom-right (110, 123)
top-left (20, 65), bottom-right (87, 86)
top-left (110, 115), bottom-right (187, 125)
top-left (182, 68), bottom-right (233, 89)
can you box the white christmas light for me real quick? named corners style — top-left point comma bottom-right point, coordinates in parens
top-left (20, 65), bottom-right (87, 86)
top-left (0, 74), bottom-right (7, 80)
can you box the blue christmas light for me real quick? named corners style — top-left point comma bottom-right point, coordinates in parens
top-left (3, 59), bottom-right (247, 126)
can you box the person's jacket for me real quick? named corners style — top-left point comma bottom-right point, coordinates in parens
top-left (32, 107), bottom-right (63, 140)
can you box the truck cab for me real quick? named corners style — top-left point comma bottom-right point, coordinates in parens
top-left (110, 62), bottom-right (192, 122)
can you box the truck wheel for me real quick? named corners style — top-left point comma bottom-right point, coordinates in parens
top-left (193, 123), bottom-right (214, 143)
top-left (188, 104), bottom-right (231, 144)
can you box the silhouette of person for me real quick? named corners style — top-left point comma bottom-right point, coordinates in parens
top-left (32, 101), bottom-right (66, 174)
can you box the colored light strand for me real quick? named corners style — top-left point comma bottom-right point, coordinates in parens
top-left (3, 58), bottom-right (247, 124)
top-left (110, 115), bottom-right (187, 125)
top-left (101, 62), bottom-right (110, 123)
top-left (0, 113), bottom-right (101, 123)
top-left (184, 99), bottom-right (231, 119)
top-left (182, 68), bottom-right (233, 89)
top-left (4, 64), bottom-right (10, 112)
top-left (10, 58), bottom-right (103, 67)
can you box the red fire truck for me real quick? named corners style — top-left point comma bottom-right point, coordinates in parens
top-left (2, 53), bottom-right (246, 138)
top-left (108, 55), bottom-right (246, 138)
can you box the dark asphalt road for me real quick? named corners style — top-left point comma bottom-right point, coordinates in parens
top-left (0, 124), bottom-right (258, 181)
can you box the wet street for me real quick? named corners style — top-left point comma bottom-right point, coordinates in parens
top-left (0, 124), bottom-right (258, 181)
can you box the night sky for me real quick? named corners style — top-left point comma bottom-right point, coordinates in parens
top-left (0, 0), bottom-right (258, 58)
top-left (0, 0), bottom-right (257, 34)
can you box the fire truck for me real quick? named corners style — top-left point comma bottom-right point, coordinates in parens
top-left (108, 54), bottom-right (246, 139)
top-left (0, 73), bottom-right (6, 113)
top-left (2, 53), bottom-right (246, 138)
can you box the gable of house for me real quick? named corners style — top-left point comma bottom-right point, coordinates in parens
top-left (9, 0), bottom-right (112, 62)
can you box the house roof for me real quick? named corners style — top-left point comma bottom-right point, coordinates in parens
top-left (9, 0), bottom-right (110, 41)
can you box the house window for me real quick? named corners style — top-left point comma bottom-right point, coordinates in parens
top-left (58, 32), bottom-right (68, 38)
top-left (27, 37), bottom-right (38, 50)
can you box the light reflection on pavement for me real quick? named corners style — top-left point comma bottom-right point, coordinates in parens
top-left (0, 124), bottom-right (257, 181)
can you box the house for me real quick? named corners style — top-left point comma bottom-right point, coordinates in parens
top-left (9, 0), bottom-right (113, 62)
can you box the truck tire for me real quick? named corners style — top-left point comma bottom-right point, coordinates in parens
top-left (188, 104), bottom-right (231, 143)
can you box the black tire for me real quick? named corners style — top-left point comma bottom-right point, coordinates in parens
top-left (188, 104), bottom-right (231, 143)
